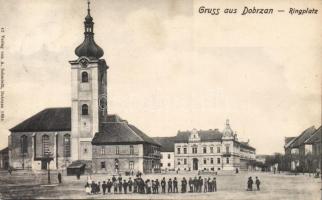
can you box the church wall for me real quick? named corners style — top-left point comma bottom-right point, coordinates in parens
top-left (9, 131), bottom-right (72, 170)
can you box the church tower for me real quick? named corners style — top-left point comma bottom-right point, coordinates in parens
top-left (69, 0), bottom-right (108, 161)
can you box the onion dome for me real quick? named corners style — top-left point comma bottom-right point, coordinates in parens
top-left (75, 0), bottom-right (104, 59)
top-left (223, 119), bottom-right (234, 137)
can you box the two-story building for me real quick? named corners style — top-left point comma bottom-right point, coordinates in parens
top-left (91, 115), bottom-right (161, 174)
top-left (155, 120), bottom-right (256, 172)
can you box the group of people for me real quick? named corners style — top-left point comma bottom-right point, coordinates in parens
top-left (84, 174), bottom-right (217, 195)
top-left (246, 176), bottom-right (261, 191)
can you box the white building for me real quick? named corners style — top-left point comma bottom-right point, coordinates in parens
top-left (154, 120), bottom-right (256, 172)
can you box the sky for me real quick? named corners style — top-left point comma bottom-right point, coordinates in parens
top-left (0, 0), bottom-right (321, 154)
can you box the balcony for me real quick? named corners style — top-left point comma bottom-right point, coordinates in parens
top-left (223, 152), bottom-right (231, 157)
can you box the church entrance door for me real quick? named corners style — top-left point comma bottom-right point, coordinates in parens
top-left (41, 161), bottom-right (47, 170)
top-left (193, 158), bottom-right (198, 170)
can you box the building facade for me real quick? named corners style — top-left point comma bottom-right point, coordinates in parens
top-left (155, 120), bottom-right (256, 172)
top-left (91, 115), bottom-right (161, 174)
top-left (152, 137), bottom-right (175, 171)
top-left (0, 147), bottom-right (9, 169)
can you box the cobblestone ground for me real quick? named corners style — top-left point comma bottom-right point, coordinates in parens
top-left (0, 170), bottom-right (320, 199)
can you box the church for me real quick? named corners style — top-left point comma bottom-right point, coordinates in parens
top-left (8, 2), bottom-right (161, 174)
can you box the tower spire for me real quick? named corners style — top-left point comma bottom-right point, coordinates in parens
top-left (75, 0), bottom-right (104, 59)
top-left (87, 0), bottom-right (91, 16)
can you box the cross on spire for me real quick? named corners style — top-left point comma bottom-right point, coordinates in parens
top-left (87, 0), bottom-right (91, 15)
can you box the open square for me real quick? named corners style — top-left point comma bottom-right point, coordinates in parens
top-left (0, 170), bottom-right (320, 200)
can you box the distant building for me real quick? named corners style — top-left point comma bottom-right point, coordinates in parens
top-left (154, 120), bottom-right (256, 172)
top-left (284, 126), bottom-right (320, 172)
top-left (0, 147), bottom-right (9, 169)
top-left (153, 137), bottom-right (175, 171)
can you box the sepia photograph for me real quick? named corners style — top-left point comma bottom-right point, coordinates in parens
top-left (0, 0), bottom-right (321, 199)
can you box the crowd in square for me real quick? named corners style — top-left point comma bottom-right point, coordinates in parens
top-left (84, 172), bottom-right (218, 195)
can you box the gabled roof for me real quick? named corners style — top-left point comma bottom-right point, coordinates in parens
top-left (10, 108), bottom-right (71, 132)
top-left (284, 137), bottom-right (297, 149)
top-left (290, 126), bottom-right (317, 148)
top-left (239, 141), bottom-right (256, 151)
top-left (305, 126), bottom-right (321, 144)
top-left (175, 129), bottom-right (223, 142)
top-left (152, 137), bottom-right (176, 152)
top-left (92, 115), bottom-right (160, 146)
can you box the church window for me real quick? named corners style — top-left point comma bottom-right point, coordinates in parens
top-left (82, 104), bottom-right (88, 115)
top-left (130, 145), bottom-right (134, 155)
top-left (42, 135), bottom-right (50, 156)
top-left (63, 134), bottom-right (71, 157)
top-left (129, 161), bottom-right (134, 169)
top-left (81, 71), bottom-right (88, 82)
top-left (101, 161), bottom-right (106, 169)
top-left (21, 135), bottom-right (28, 154)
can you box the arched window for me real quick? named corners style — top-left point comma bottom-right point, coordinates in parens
top-left (82, 104), bottom-right (88, 115)
top-left (42, 135), bottom-right (49, 156)
top-left (81, 71), bottom-right (88, 83)
top-left (21, 135), bottom-right (28, 154)
top-left (63, 134), bottom-right (71, 157)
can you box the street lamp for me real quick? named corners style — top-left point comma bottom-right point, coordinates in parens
top-left (43, 152), bottom-right (53, 184)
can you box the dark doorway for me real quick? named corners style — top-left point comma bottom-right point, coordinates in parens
top-left (193, 158), bottom-right (198, 170)
top-left (41, 160), bottom-right (47, 170)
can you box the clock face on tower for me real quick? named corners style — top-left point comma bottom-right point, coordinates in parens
top-left (98, 95), bottom-right (107, 111)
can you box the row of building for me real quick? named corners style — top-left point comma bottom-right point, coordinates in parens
top-left (284, 125), bottom-right (321, 172)
top-left (0, 2), bottom-right (256, 175)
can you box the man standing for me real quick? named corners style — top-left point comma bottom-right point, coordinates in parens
top-left (107, 179), bottom-right (112, 193)
top-left (198, 176), bottom-right (203, 192)
top-left (203, 178), bottom-right (208, 192)
top-left (123, 180), bottom-right (128, 194)
top-left (128, 177), bottom-right (133, 193)
top-left (247, 177), bottom-right (253, 191)
top-left (173, 177), bottom-right (178, 193)
top-left (188, 177), bottom-right (193, 192)
top-left (155, 179), bottom-right (160, 194)
top-left (168, 178), bottom-right (173, 193)
top-left (181, 177), bottom-right (187, 193)
top-left (212, 177), bottom-right (217, 192)
top-left (118, 180), bottom-right (123, 194)
top-left (161, 177), bottom-right (166, 193)
top-left (102, 181), bottom-right (107, 195)
top-left (255, 177), bottom-right (261, 191)
top-left (57, 172), bottom-right (62, 184)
